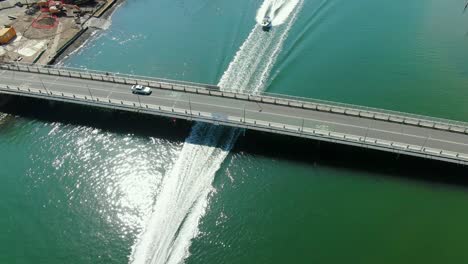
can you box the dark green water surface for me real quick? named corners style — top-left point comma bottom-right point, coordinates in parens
top-left (1, 0), bottom-right (468, 263)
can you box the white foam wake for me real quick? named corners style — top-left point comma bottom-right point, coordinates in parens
top-left (0, 113), bottom-right (7, 125)
top-left (129, 123), bottom-right (239, 264)
top-left (256, 0), bottom-right (300, 27)
top-left (129, 1), bottom-right (303, 263)
top-left (222, 0), bottom-right (303, 93)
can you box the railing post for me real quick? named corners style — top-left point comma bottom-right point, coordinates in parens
top-left (188, 94), bottom-right (192, 119)
top-left (243, 106), bottom-right (246, 123)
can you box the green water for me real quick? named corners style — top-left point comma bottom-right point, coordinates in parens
top-left (1, 0), bottom-right (468, 263)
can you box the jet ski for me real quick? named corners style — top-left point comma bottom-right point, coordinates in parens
top-left (261, 16), bottom-right (272, 31)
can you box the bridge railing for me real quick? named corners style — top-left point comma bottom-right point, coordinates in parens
top-left (246, 90), bottom-right (468, 128)
top-left (0, 83), bottom-right (467, 165)
top-left (0, 62), bottom-right (220, 90)
top-left (2, 62), bottom-right (468, 132)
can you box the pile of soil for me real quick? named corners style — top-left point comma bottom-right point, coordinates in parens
top-left (36, 17), bottom-right (56, 26)
top-left (32, 16), bottom-right (58, 29)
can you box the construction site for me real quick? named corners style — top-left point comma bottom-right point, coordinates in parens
top-left (0, 0), bottom-right (115, 64)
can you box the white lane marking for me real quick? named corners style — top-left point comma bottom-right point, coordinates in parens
top-left (2, 75), bottom-right (468, 149)
top-left (149, 98), bottom-right (468, 149)
top-left (49, 76), bottom-right (60, 86)
top-left (240, 109), bottom-right (468, 148)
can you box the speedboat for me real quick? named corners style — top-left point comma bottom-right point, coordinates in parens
top-left (261, 16), bottom-right (272, 31)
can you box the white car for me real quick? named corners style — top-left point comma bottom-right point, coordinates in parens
top-left (131, 84), bottom-right (152, 95)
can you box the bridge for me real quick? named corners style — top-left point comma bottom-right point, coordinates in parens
top-left (0, 63), bottom-right (467, 165)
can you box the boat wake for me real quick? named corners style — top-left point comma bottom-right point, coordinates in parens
top-left (129, 1), bottom-right (303, 264)
top-left (0, 113), bottom-right (7, 125)
top-left (129, 123), bottom-right (239, 264)
top-left (256, 0), bottom-right (300, 27)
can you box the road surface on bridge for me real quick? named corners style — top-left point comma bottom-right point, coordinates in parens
top-left (0, 66), bottom-right (467, 165)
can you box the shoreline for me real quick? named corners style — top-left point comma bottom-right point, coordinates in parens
top-left (51, 0), bottom-right (125, 65)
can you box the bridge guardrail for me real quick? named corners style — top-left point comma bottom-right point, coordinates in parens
top-left (1, 62), bottom-right (468, 135)
top-left (0, 83), bottom-right (467, 165)
top-left (0, 62), bottom-right (220, 90)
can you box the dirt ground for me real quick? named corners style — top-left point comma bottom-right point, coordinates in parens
top-left (0, 1), bottom-right (108, 64)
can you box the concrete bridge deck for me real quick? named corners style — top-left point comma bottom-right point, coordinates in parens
top-left (0, 63), bottom-right (467, 165)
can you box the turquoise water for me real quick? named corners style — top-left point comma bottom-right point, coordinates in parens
top-left (1, 0), bottom-right (468, 263)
